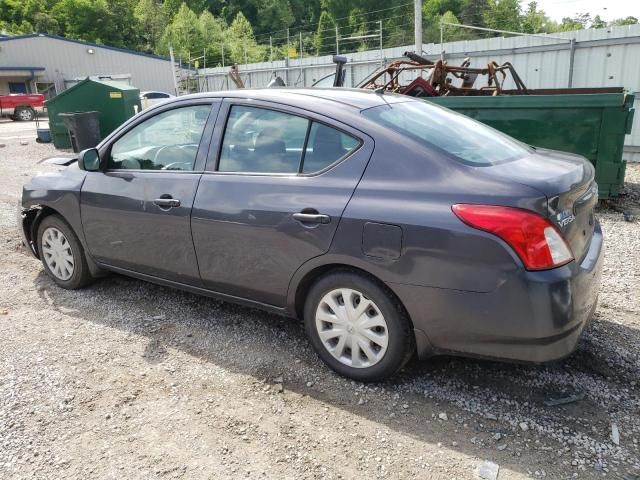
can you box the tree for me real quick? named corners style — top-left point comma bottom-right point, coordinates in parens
top-left (225, 11), bottom-right (265, 64)
top-left (52, 0), bottom-right (140, 48)
top-left (484, 0), bottom-right (521, 32)
top-left (521, 2), bottom-right (548, 34)
top-left (198, 10), bottom-right (226, 63)
top-left (610, 16), bottom-right (638, 26)
top-left (440, 10), bottom-right (465, 39)
top-left (460, 0), bottom-right (488, 28)
top-left (590, 15), bottom-right (607, 29)
top-left (135, 0), bottom-right (167, 52)
top-left (159, 3), bottom-right (201, 59)
top-left (315, 10), bottom-right (336, 55)
top-left (250, 0), bottom-right (294, 36)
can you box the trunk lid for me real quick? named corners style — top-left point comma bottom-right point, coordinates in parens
top-left (480, 148), bottom-right (597, 262)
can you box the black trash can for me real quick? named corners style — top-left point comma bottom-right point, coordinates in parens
top-left (59, 111), bottom-right (101, 152)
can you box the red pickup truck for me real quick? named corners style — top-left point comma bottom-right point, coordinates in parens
top-left (0, 93), bottom-right (45, 121)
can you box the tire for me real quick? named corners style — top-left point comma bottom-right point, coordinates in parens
top-left (304, 270), bottom-right (415, 382)
top-left (15, 107), bottom-right (35, 121)
top-left (37, 215), bottom-right (93, 289)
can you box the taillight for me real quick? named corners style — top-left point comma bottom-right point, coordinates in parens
top-left (452, 204), bottom-right (574, 270)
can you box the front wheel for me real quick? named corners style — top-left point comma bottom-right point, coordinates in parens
top-left (37, 215), bottom-right (93, 289)
top-left (304, 271), bottom-right (415, 382)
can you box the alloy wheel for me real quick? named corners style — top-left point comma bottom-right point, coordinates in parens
top-left (315, 288), bottom-right (389, 368)
top-left (42, 227), bottom-right (75, 281)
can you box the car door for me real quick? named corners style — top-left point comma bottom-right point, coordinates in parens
top-left (191, 99), bottom-right (374, 307)
top-left (81, 100), bottom-right (219, 285)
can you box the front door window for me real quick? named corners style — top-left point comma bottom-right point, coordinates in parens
top-left (109, 105), bottom-right (211, 171)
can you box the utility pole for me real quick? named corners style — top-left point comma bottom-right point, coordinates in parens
top-left (286, 28), bottom-right (290, 86)
top-left (204, 48), bottom-right (208, 92)
top-left (378, 20), bottom-right (383, 66)
top-left (169, 46), bottom-right (179, 96)
top-left (269, 36), bottom-right (273, 63)
top-left (299, 32), bottom-right (303, 59)
top-left (414, 0), bottom-right (422, 54)
top-left (335, 25), bottom-right (339, 55)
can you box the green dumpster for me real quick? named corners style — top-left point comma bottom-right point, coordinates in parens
top-left (427, 90), bottom-right (635, 198)
top-left (46, 79), bottom-right (141, 149)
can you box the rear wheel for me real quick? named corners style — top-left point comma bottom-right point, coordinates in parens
top-left (15, 107), bottom-right (35, 121)
top-left (304, 271), bottom-right (414, 381)
top-left (37, 215), bottom-right (93, 289)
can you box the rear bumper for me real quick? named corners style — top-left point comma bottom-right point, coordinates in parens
top-left (392, 221), bottom-right (604, 363)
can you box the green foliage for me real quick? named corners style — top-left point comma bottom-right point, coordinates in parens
top-left (225, 12), bottom-right (265, 63)
top-left (135, 0), bottom-right (167, 52)
top-left (159, 3), bottom-right (201, 59)
top-left (51, 0), bottom-right (140, 47)
top-left (521, 2), bottom-right (547, 34)
top-left (315, 10), bottom-right (336, 55)
top-left (610, 16), bottom-right (638, 27)
top-left (484, 0), bottom-right (521, 32)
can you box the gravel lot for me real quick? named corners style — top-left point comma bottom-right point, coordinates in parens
top-left (1, 119), bottom-right (639, 479)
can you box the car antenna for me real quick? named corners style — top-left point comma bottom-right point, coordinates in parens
top-left (374, 86), bottom-right (385, 95)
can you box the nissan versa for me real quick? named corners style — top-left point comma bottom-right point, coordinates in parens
top-left (19, 89), bottom-right (603, 381)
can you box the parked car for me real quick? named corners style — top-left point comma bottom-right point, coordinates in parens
top-left (0, 93), bottom-right (45, 121)
top-left (19, 89), bottom-right (603, 381)
top-left (140, 91), bottom-right (174, 109)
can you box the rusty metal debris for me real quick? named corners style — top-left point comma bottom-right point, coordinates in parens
top-left (356, 51), bottom-right (528, 97)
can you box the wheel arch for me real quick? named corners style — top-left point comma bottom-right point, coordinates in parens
top-left (288, 259), bottom-right (435, 359)
top-left (23, 205), bottom-right (63, 258)
top-left (24, 204), bottom-right (104, 277)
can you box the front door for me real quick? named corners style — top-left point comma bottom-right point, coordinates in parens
top-left (191, 100), bottom-right (373, 306)
top-left (81, 102), bottom-right (217, 285)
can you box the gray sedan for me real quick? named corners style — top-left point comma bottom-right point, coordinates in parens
top-left (19, 89), bottom-right (603, 381)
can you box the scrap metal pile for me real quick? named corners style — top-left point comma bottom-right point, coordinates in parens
top-left (356, 51), bottom-right (529, 96)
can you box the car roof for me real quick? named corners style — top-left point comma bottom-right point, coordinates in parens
top-left (177, 88), bottom-right (413, 111)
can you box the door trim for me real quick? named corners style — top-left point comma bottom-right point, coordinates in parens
top-left (96, 262), bottom-right (289, 316)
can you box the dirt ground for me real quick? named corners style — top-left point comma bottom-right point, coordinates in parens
top-left (0, 119), bottom-right (639, 480)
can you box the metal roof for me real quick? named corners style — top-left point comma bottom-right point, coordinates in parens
top-left (0, 33), bottom-right (170, 62)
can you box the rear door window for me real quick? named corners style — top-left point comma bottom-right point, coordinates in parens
top-left (218, 106), bottom-right (308, 173)
top-left (218, 105), bottom-right (360, 174)
top-left (302, 122), bottom-right (360, 173)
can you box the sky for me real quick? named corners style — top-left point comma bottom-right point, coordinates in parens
top-left (531, 0), bottom-right (640, 22)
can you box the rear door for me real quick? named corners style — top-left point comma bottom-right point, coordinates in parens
top-left (81, 100), bottom-right (219, 285)
top-left (191, 99), bottom-right (373, 306)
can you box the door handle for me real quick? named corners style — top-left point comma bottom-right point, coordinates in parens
top-left (293, 212), bottom-right (331, 224)
top-left (153, 197), bottom-right (181, 208)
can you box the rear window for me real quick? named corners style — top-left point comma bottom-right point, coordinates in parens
top-left (361, 100), bottom-right (532, 166)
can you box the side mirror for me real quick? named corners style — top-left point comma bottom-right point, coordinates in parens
top-left (78, 148), bottom-right (101, 171)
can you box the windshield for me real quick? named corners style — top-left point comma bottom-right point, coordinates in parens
top-left (362, 100), bottom-right (532, 166)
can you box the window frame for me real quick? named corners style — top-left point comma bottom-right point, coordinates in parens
top-left (102, 100), bottom-right (218, 174)
top-left (208, 99), bottom-right (364, 177)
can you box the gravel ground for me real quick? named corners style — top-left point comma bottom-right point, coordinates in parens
top-left (0, 121), bottom-right (639, 479)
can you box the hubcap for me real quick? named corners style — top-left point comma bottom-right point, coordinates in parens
top-left (18, 110), bottom-right (32, 121)
top-left (315, 288), bottom-right (389, 368)
top-left (42, 227), bottom-right (74, 281)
